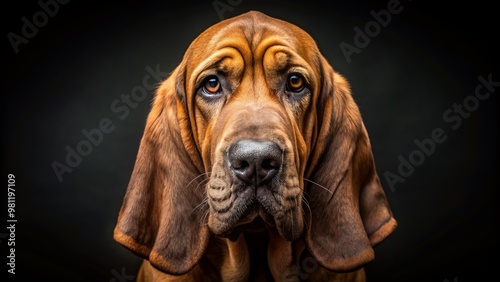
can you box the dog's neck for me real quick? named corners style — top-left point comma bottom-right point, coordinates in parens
top-left (199, 229), bottom-right (304, 281)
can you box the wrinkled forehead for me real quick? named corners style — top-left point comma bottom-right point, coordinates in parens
top-left (182, 11), bottom-right (320, 74)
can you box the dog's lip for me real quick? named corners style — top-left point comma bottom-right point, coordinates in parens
top-left (218, 204), bottom-right (276, 239)
top-left (234, 214), bottom-right (270, 234)
top-left (234, 203), bottom-right (276, 228)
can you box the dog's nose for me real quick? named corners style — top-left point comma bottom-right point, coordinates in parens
top-left (228, 139), bottom-right (282, 186)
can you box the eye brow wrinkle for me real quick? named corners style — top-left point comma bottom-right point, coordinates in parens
top-left (193, 46), bottom-right (245, 88)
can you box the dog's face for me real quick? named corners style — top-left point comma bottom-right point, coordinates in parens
top-left (114, 10), bottom-right (397, 275)
top-left (178, 12), bottom-right (324, 241)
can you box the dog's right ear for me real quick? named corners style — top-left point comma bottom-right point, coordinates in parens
top-left (113, 66), bottom-right (209, 275)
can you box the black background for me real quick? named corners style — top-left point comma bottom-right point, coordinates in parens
top-left (2, 0), bottom-right (499, 281)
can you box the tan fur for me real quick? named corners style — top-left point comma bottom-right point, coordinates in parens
top-left (114, 11), bottom-right (397, 281)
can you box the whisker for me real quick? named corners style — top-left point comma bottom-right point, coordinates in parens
top-left (190, 197), bottom-right (209, 216)
top-left (301, 194), bottom-right (311, 230)
top-left (194, 178), bottom-right (210, 194)
top-left (304, 178), bottom-right (332, 195)
top-left (201, 210), bottom-right (210, 226)
top-left (186, 172), bottom-right (210, 189)
top-left (301, 194), bottom-right (311, 215)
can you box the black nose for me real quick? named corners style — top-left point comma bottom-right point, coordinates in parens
top-left (227, 139), bottom-right (283, 186)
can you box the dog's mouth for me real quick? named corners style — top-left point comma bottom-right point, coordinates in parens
top-left (207, 182), bottom-right (304, 241)
top-left (218, 202), bottom-right (275, 240)
top-left (208, 184), bottom-right (275, 234)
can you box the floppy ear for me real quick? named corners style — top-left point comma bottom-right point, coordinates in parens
top-left (304, 61), bottom-right (397, 272)
top-left (113, 66), bottom-right (209, 275)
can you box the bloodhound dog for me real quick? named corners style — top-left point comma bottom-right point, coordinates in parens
top-left (114, 11), bottom-right (397, 281)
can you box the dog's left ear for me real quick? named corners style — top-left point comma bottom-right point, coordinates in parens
top-left (305, 58), bottom-right (397, 272)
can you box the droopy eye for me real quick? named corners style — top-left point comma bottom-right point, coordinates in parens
top-left (202, 76), bottom-right (222, 95)
top-left (286, 73), bottom-right (305, 92)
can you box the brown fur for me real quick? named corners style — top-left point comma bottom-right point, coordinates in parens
top-left (114, 11), bottom-right (397, 281)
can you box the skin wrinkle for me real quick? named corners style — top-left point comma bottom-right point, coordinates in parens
top-left (190, 10), bottom-right (307, 258)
